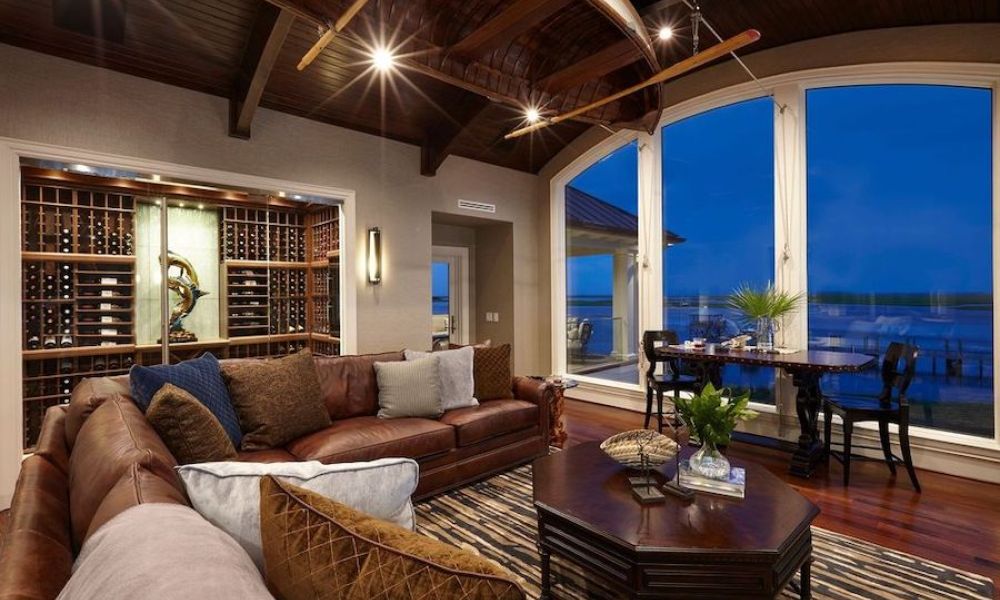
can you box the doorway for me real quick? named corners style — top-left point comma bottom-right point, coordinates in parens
top-left (431, 245), bottom-right (469, 348)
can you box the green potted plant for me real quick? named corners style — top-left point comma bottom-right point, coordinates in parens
top-left (674, 382), bottom-right (758, 479)
top-left (727, 283), bottom-right (804, 351)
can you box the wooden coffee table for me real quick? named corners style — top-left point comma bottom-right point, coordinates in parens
top-left (533, 442), bottom-right (819, 599)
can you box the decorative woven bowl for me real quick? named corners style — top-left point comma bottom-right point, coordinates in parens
top-left (600, 429), bottom-right (680, 469)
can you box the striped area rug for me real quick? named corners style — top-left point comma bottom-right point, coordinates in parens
top-left (415, 465), bottom-right (994, 600)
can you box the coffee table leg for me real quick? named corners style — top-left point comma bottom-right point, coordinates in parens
top-left (539, 544), bottom-right (552, 600)
top-left (800, 559), bottom-right (812, 600)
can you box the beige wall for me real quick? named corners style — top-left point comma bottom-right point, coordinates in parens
top-left (0, 43), bottom-right (545, 507)
top-left (534, 23), bottom-right (1000, 375)
top-left (0, 43), bottom-right (544, 370)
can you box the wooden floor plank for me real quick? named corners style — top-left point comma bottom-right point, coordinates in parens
top-left (562, 398), bottom-right (1000, 598)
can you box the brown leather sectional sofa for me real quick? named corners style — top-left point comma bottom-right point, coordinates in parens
top-left (0, 351), bottom-right (553, 600)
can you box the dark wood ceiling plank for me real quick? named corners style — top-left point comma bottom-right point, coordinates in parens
top-left (448, 0), bottom-right (574, 61)
top-left (536, 37), bottom-right (638, 94)
top-left (420, 95), bottom-right (492, 176)
top-left (229, 2), bottom-right (296, 138)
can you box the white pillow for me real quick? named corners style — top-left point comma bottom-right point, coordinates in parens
top-left (176, 458), bottom-right (419, 570)
top-left (405, 346), bottom-right (477, 410)
top-left (58, 503), bottom-right (272, 600)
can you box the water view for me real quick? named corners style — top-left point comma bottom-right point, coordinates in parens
top-left (568, 292), bottom-right (994, 437)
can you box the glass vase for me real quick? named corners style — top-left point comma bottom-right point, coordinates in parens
top-left (689, 439), bottom-right (731, 480)
top-left (755, 317), bottom-right (775, 352)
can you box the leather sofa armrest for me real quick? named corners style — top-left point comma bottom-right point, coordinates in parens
top-left (512, 376), bottom-right (553, 446)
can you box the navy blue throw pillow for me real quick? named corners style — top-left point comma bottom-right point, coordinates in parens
top-left (129, 353), bottom-right (242, 447)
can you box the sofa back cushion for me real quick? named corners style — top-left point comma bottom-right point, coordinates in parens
top-left (0, 455), bottom-right (74, 600)
top-left (65, 376), bottom-right (131, 449)
top-left (314, 351), bottom-right (404, 419)
top-left (34, 405), bottom-right (71, 475)
top-left (67, 395), bottom-right (183, 550)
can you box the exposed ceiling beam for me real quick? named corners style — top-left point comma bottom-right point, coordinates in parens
top-left (448, 0), bottom-right (574, 61)
top-left (421, 95), bottom-right (492, 176)
top-left (535, 38), bottom-right (638, 94)
top-left (230, 3), bottom-right (295, 139)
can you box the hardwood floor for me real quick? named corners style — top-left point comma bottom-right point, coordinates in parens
top-left (562, 398), bottom-right (1000, 598)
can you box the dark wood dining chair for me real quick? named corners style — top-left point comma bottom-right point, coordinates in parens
top-left (823, 342), bottom-right (921, 492)
top-left (642, 330), bottom-right (700, 433)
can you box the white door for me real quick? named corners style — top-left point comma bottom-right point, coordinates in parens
top-left (431, 246), bottom-right (469, 347)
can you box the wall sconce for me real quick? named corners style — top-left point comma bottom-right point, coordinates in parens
top-left (367, 227), bottom-right (382, 284)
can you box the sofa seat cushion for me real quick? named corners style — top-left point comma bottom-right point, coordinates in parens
top-left (439, 399), bottom-right (539, 447)
top-left (287, 416), bottom-right (455, 463)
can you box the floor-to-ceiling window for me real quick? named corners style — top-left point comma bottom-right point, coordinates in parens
top-left (662, 98), bottom-right (776, 402)
top-left (806, 84), bottom-right (994, 438)
top-left (565, 141), bottom-right (640, 384)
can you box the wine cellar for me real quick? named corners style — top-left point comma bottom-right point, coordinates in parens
top-left (19, 165), bottom-right (342, 450)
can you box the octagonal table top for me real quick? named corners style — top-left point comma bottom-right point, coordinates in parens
top-left (532, 441), bottom-right (819, 553)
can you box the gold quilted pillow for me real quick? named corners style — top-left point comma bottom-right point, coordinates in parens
top-left (259, 475), bottom-right (525, 600)
top-left (473, 344), bottom-right (512, 401)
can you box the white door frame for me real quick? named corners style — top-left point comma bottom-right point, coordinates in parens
top-left (432, 245), bottom-right (471, 346)
top-left (0, 136), bottom-right (359, 509)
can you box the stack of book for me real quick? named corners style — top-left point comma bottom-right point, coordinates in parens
top-left (676, 460), bottom-right (747, 499)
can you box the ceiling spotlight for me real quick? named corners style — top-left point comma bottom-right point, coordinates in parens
top-left (658, 26), bottom-right (674, 41)
top-left (70, 164), bottom-right (93, 174)
top-left (278, 191), bottom-right (286, 198)
top-left (525, 108), bottom-right (541, 123)
top-left (178, 202), bottom-right (186, 208)
top-left (371, 47), bottom-right (395, 72)
top-left (151, 174), bottom-right (161, 182)
top-left (197, 204), bottom-right (205, 210)
top-left (292, 194), bottom-right (303, 200)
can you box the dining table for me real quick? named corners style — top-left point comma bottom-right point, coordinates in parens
top-left (653, 344), bottom-right (877, 478)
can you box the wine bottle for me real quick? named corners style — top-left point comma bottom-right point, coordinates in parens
top-left (59, 228), bottom-right (72, 253)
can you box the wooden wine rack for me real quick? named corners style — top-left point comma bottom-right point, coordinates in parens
top-left (19, 171), bottom-right (343, 450)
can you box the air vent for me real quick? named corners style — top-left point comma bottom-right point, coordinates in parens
top-left (54, 0), bottom-right (127, 43)
top-left (457, 199), bottom-right (496, 214)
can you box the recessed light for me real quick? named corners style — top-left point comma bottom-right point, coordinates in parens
top-left (197, 203), bottom-right (205, 210)
top-left (154, 200), bottom-right (162, 206)
top-left (70, 164), bottom-right (93, 174)
top-left (278, 191), bottom-right (286, 198)
top-left (372, 47), bottom-right (395, 72)
top-left (151, 174), bottom-right (161, 182)
top-left (292, 194), bottom-right (303, 200)
top-left (525, 108), bottom-right (541, 123)
top-left (658, 26), bottom-right (674, 41)
top-left (178, 202), bottom-right (186, 208)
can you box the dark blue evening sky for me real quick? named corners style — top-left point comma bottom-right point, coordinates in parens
top-left (567, 85), bottom-right (993, 297)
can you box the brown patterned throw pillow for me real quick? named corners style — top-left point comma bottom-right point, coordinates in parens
top-left (146, 383), bottom-right (238, 465)
top-left (473, 344), bottom-right (512, 401)
top-left (259, 475), bottom-right (524, 600)
top-left (222, 350), bottom-right (331, 451)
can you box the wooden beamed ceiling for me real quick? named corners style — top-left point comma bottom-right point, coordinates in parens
top-left (230, 2), bottom-right (295, 138)
top-left (0, 1), bottom-right (997, 175)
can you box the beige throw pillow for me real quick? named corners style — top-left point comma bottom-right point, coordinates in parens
top-left (374, 355), bottom-right (442, 419)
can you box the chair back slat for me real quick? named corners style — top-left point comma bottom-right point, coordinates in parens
top-left (643, 330), bottom-right (680, 379)
top-left (880, 342), bottom-right (919, 405)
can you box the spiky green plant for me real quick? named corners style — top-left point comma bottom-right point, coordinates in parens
top-left (727, 283), bottom-right (803, 328)
top-left (674, 382), bottom-right (758, 447)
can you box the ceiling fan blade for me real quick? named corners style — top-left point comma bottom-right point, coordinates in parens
top-left (504, 29), bottom-right (760, 139)
top-left (296, 0), bottom-right (372, 71)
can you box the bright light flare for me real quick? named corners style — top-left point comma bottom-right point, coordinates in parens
top-left (658, 26), bottom-right (674, 41)
top-left (371, 47), bottom-right (395, 72)
top-left (525, 107), bottom-right (541, 123)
